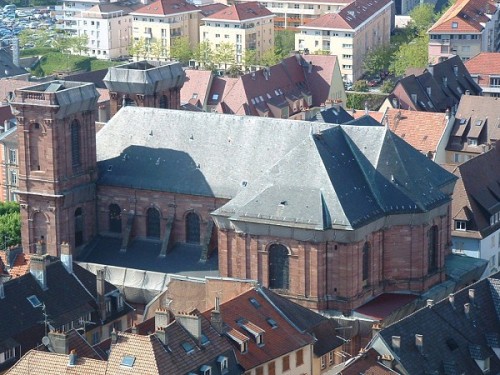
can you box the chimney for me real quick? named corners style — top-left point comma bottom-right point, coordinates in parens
top-left (464, 303), bottom-right (471, 319)
top-left (449, 293), bottom-right (455, 308)
top-left (131, 325), bottom-right (138, 334)
top-left (156, 327), bottom-right (168, 346)
top-left (364, 101), bottom-right (369, 115)
top-left (111, 328), bottom-right (118, 344)
top-left (426, 299), bottom-right (434, 307)
top-left (391, 336), bottom-right (401, 355)
top-left (453, 65), bottom-right (458, 76)
top-left (468, 288), bottom-right (475, 305)
top-left (465, 89), bottom-right (470, 95)
top-left (48, 330), bottom-right (70, 354)
top-left (68, 349), bottom-right (77, 366)
top-left (211, 296), bottom-right (224, 334)
top-left (443, 77), bottom-right (448, 87)
top-left (35, 240), bottom-right (45, 255)
top-left (426, 87), bottom-right (431, 96)
top-left (60, 242), bottom-right (72, 274)
top-left (155, 309), bottom-right (171, 329)
top-left (30, 254), bottom-right (49, 290)
top-left (96, 268), bottom-right (107, 321)
top-left (176, 311), bottom-right (202, 343)
top-left (415, 334), bottom-right (424, 354)
top-left (308, 61), bottom-right (313, 74)
top-left (445, 108), bottom-right (450, 120)
top-left (11, 37), bottom-right (19, 68)
top-left (0, 277), bottom-right (4, 299)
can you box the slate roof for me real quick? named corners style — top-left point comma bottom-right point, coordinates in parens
top-left (464, 52), bottom-right (500, 87)
top-left (298, 0), bottom-right (392, 30)
top-left (343, 114), bottom-right (382, 126)
top-left (97, 108), bottom-right (456, 230)
top-left (202, 288), bottom-right (314, 370)
top-left (0, 49), bottom-right (28, 79)
top-left (384, 109), bottom-right (449, 156)
top-left (340, 348), bottom-right (398, 374)
top-left (449, 145), bottom-right (500, 239)
top-left (131, 0), bottom-right (199, 16)
top-left (372, 274), bottom-right (500, 374)
top-left (313, 105), bottom-right (354, 124)
top-left (428, 0), bottom-right (497, 33)
top-left (202, 1), bottom-right (273, 21)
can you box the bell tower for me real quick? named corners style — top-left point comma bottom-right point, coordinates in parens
top-left (10, 81), bottom-right (100, 256)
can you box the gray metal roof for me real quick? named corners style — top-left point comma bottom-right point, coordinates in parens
top-left (97, 107), bottom-right (456, 230)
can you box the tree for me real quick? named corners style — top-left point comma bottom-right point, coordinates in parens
top-left (213, 41), bottom-right (235, 70)
top-left (409, 3), bottom-right (437, 33)
top-left (194, 40), bottom-right (213, 69)
top-left (260, 47), bottom-right (281, 67)
top-left (380, 79), bottom-right (395, 94)
top-left (149, 39), bottom-right (166, 61)
top-left (69, 34), bottom-right (88, 55)
top-left (352, 80), bottom-right (369, 92)
top-left (275, 30), bottom-right (295, 59)
top-left (243, 49), bottom-right (258, 68)
top-left (363, 45), bottom-right (394, 77)
top-left (129, 38), bottom-right (147, 60)
top-left (0, 202), bottom-right (20, 249)
top-left (52, 33), bottom-right (72, 54)
top-left (393, 33), bottom-right (429, 76)
top-left (170, 36), bottom-right (193, 65)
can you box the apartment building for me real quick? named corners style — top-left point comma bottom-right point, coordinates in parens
top-left (296, 0), bottom-right (393, 82)
top-left (200, 2), bottom-right (274, 65)
top-left (130, 0), bottom-right (200, 60)
top-left (428, 0), bottom-right (500, 64)
top-left (60, 0), bottom-right (107, 35)
top-left (0, 123), bottom-right (18, 202)
top-left (465, 52), bottom-right (500, 97)
top-left (76, 3), bottom-right (136, 60)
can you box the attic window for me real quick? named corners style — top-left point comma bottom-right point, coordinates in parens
top-left (249, 298), bottom-right (261, 308)
top-left (452, 21), bottom-right (458, 28)
top-left (27, 295), bottom-right (42, 308)
top-left (266, 318), bottom-right (278, 329)
top-left (460, 118), bottom-right (467, 124)
top-left (182, 342), bottom-right (195, 354)
top-left (200, 365), bottom-right (212, 375)
top-left (475, 120), bottom-right (482, 126)
top-left (455, 220), bottom-right (467, 231)
top-left (121, 355), bottom-right (136, 367)
top-left (212, 94), bottom-right (219, 101)
top-left (192, 93), bottom-right (198, 99)
top-left (200, 334), bottom-right (210, 346)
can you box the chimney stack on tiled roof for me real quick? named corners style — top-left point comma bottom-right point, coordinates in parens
top-left (0, 276), bottom-right (4, 299)
top-left (96, 268), bottom-right (107, 321)
top-left (48, 330), bottom-right (70, 354)
top-left (155, 308), bottom-right (171, 329)
top-left (35, 240), bottom-right (46, 255)
top-left (426, 299), bottom-right (434, 307)
top-left (468, 289), bottom-right (475, 305)
top-left (211, 296), bottom-right (224, 334)
top-left (391, 336), bottom-right (401, 355)
top-left (176, 310), bottom-right (202, 343)
top-left (449, 293), bottom-right (455, 309)
top-left (68, 349), bottom-right (77, 366)
top-left (156, 327), bottom-right (168, 346)
top-left (30, 253), bottom-right (49, 290)
top-left (60, 242), bottom-right (72, 274)
top-left (464, 303), bottom-right (471, 319)
top-left (111, 328), bottom-right (118, 344)
top-left (415, 334), bottom-right (424, 355)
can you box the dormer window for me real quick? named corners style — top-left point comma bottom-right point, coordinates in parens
top-left (452, 21), bottom-right (458, 28)
top-left (491, 212), bottom-right (500, 226)
top-left (455, 220), bottom-right (467, 231)
top-left (200, 365), bottom-right (212, 375)
top-left (468, 138), bottom-right (478, 146)
top-left (217, 356), bottom-right (228, 373)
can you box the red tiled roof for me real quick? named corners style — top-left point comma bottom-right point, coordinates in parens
top-left (203, 1), bottom-right (273, 21)
top-left (465, 52), bottom-right (500, 87)
top-left (133, 0), bottom-right (198, 16)
top-left (0, 250), bottom-right (31, 279)
top-left (203, 288), bottom-right (314, 370)
top-left (352, 110), bottom-right (384, 122)
top-left (354, 293), bottom-right (418, 320)
top-left (181, 70), bottom-right (213, 107)
top-left (384, 109), bottom-right (448, 155)
top-left (301, 0), bottom-right (392, 30)
top-left (429, 0), bottom-right (497, 33)
top-left (198, 2), bottom-right (228, 17)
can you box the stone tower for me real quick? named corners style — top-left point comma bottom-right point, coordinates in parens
top-left (103, 60), bottom-right (186, 117)
top-left (10, 81), bottom-right (100, 256)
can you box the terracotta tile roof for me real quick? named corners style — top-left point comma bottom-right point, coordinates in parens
top-left (0, 79), bottom-right (31, 104)
top-left (132, 0), bottom-right (199, 16)
top-left (181, 70), bottom-right (213, 108)
top-left (5, 350), bottom-right (106, 374)
top-left (0, 250), bottom-right (31, 279)
top-left (300, 0), bottom-right (392, 30)
top-left (352, 110), bottom-right (384, 123)
top-left (202, 1), bottom-right (273, 21)
top-left (429, 0), bottom-right (497, 33)
top-left (198, 3), bottom-right (227, 17)
top-left (301, 55), bottom-right (340, 107)
top-left (465, 52), bottom-right (500, 87)
top-left (203, 288), bottom-right (314, 371)
top-left (340, 348), bottom-right (398, 374)
top-left (384, 109), bottom-right (448, 155)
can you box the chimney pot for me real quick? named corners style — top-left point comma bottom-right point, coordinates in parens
top-left (30, 254), bottom-right (49, 290)
top-left (60, 242), bottom-right (73, 274)
top-left (68, 349), bottom-right (77, 366)
top-left (111, 328), bottom-right (118, 344)
top-left (156, 327), bottom-right (168, 345)
top-left (426, 299), bottom-right (434, 307)
top-left (155, 309), bottom-right (171, 329)
top-left (391, 336), bottom-right (401, 354)
top-left (415, 334), bottom-right (424, 354)
top-left (464, 302), bottom-right (471, 318)
top-left (448, 293), bottom-right (455, 307)
top-left (468, 288), bottom-right (475, 304)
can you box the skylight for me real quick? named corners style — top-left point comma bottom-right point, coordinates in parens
top-left (201, 334), bottom-right (210, 346)
top-left (249, 298), bottom-right (261, 308)
top-left (121, 355), bottom-right (136, 367)
top-left (182, 342), bottom-right (195, 353)
top-left (27, 295), bottom-right (42, 308)
top-left (266, 318), bottom-right (278, 329)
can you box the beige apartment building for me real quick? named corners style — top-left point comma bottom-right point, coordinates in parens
top-left (130, 0), bottom-right (201, 60)
top-left (200, 2), bottom-right (275, 66)
top-left (296, 0), bottom-right (393, 82)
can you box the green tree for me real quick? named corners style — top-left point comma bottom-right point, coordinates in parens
top-left (380, 79), bottom-right (395, 94)
top-left (260, 47), bottom-right (281, 67)
top-left (52, 33), bottom-right (71, 54)
top-left (363, 45), bottom-right (394, 77)
top-left (393, 33), bottom-right (429, 76)
top-left (149, 39), bottom-right (166, 60)
top-left (352, 80), bottom-right (369, 92)
top-left (243, 49), bottom-right (258, 68)
top-left (275, 30), bottom-right (295, 59)
top-left (213, 41), bottom-right (235, 70)
top-left (170, 36), bottom-right (193, 65)
top-left (0, 202), bottom-right (20, 249)
top-left (409, 3), bottom-right (437, 33)
top-left (194, 40), bottom-right (213, 69)
top-left (128, 38), bottom-right (147, 60)
top-left (69, 34), bottom-right (89, 55)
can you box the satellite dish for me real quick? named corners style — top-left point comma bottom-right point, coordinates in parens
top-left (42, 336), bottom-right (50, 346)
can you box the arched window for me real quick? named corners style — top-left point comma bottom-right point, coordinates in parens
top-left (362, 242), bottom-right (370, 282)
top-left (71, 120), bottom-right (81, 168)
top-left (185, 212), bottom-right (200, 244)
top-left (123, 97), bottom-right (136, 107)
top-left (32, 212), bottom-right (48, 252)
top-left (428, 225), bottom-right (439, 272)
top-left (268, 244), bottom-right (289, 290)
top-left (75, 208), bottom-right (83, 248)
top-left (146, 207), bottom-right (161, 239)
top-left (109, 204), bottom-right (122, 233)
top-left (159, 95), bottom-right (168, 109)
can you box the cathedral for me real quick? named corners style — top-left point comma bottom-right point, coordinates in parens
top-left (11, 61), bottom-right (457, 312)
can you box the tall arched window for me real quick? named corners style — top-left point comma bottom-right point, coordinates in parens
top-left (428, 225), bottom-right (439, 272)
top-left (75, 208), bottom-right (83, 247)
top-left (268, 244), bottom-right (289, 290)
top-left (71, 120), bottom-right (81, 168)
top-left (32, 211), bottom-right (48, 252)
top-left (362, 242), bottom-right (370, 282)
top-left (109, 204), bottom-right (122, 233)
top-left (159, 95), bottom-right (168, 109)
top-left (185, 212), bottom-right (200, 244)
top-left (146, 207), bottom-right (161, 239)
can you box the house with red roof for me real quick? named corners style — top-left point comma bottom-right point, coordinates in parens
top-left (295, 0), bottom-right (393, 82)
top-left (427, 0), bottom-right (499, 64)
top-left (465, 52), bottom-right (500, 97)
top-left (200, 2), bottom-right (275, 66)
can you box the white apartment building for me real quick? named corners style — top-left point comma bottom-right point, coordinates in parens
top-left (61, 0), bottom-right (109, 35)
top-left (200, 2), bottom-right (274, 65)
top-left (296, 0), bottom-right (393, 82)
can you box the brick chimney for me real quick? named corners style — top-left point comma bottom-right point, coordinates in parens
top-left (96, 268), bottom-right (107, 321)
top-left (211, 296), bottom-right (224, 334)
top-left (60, 242), bottom-right (72, 274)
top-left (48, 330), bottom-right (69, 354)
top-left (176, 311), bottom-right (202, 343)
top-left (156, 327), bottom-right (168, 346)
top-left (30, 253), bottom-right (49, 290)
